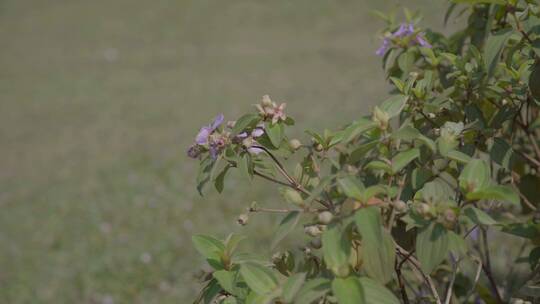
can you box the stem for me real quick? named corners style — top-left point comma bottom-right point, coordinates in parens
top-left (481, 228), bottom-right (503, 304)
top-left (444, 258), bottom-right (459, 304)
top-left (396, 244), bottom-right (442, 304)
top-left (395, 258), bottom-right (410, 304)
top-left (252, 145), bottom-right (333, 210)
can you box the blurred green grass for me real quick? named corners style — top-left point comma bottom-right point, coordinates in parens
top-left (0, 1), bottom-right (448, 303)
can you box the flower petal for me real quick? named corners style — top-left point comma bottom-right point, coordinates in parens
top-left (211, 113), bottom-right (224, 130)
top-left (195, 127), bottom-right (211, 144)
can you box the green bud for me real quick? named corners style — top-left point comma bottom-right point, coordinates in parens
top-left (392, 200), bottom-right (408, 213)
top-left (314, 143), bottom-right (323, 152)
top-left (289, 139), bottom-right (302, 150)
top-left (317, 211), bottom-right (333, 224)
top-left (237, 213), bottom-right (249, 226)
top-left (309, 237), bottom-right (322, 249)
top-left (304, 225), bottom-right (322, 237)
top-left (372, 106), bottom-right (390, 130)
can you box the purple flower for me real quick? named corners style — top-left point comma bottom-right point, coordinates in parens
top-left (393, 23), bottom-right (414, 37)
top-left (415, 34), bottom-right (432, 48)
top-left (251, 128), bottom-right (264, 138)
top-left (376, 22), bottom-right (431, 56)
top-left (195, 114), bottom-right (224, 145)
top-left (376, 38), bottom-right (391, 56)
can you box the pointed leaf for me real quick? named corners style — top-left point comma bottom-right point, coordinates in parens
top-left (416, 223), bottom-right (449, 273)
top-left (240, 262), bottom-right (278, 295)
top-left (282, 273), bottom-right (306, 303)
top-left (271, 211), bottom-right (301, 249)
top-left (359, 277), bottom-right (400, 304)
top-left (332, 277), bottom-right (365, 304)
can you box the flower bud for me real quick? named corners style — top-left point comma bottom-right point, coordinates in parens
top-left (309, 237), bottom-right (322, 249)
top-left (392, 200), bottom-right (408, 212)
top-left (416, 203), bottom-right (432, 218)
top-left (314, 143), bottom-right (324, 152)
top-left (226, 120), bottom-right (236, 129)
top-left (304, 225), bottom-right (322, 237)
top-left (262, 95), bottom-right (273, 107)
top-left (317, 211), bottom-right (334, 224)
top-left (372, 106), bottom-right (390, 130)
top-left (289, 139), bottom-right (302, 150)
top-left (442, 209), bottom-right (457, 229)
top-left (237, 213), bottom-right (249, 226)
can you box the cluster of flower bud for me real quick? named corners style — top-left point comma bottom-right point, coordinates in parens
top-left (255, 95), bottom-right (287, 124)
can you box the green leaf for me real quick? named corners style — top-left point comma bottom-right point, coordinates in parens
top-left (213, 270), bottom-right (237, 296)
top-left (332, 277), bottom-right (365, 304)
top-left (214, 164), bottom-right (231, 193)
top-left (266, 122), bottom-right (284, 148)
top-left (238, 153), bottom-right (254, 181)
top-left (240, 262), bottom-right (278, 295)
top-left (379, 95), bottom-right (408, 118)
top-left (337, 176), bottom-right (364, 201)
top-left (192, 234), bottom-right (225, 261)
top-left (459, 159), bottom-right (491, 193)
top-left (467, 185), bottom-right (520, 205)
top-left (463, 206), bottom-right (497, 226)
top-left (271, 211), bottom-right (301, 249)
top-left (197, 157), bottom-right (217, 195)
top-left (321, 225), bottom-right (350, 277)
top-left (359, 277), bottom-right (400, 304)
top-left (232, 114), bottom-right (260, 135)
top-left (451, 0), bottom-right (506, 4)
top-left (222, 297), bottom-right (238, 304)
top-left (447, 231), bottom-right (468, 257)
top-left (490, 137), bottom-right (514, 171)
top-left (416, 223), bottom-right (449, 273)
top-left (391, 148), bottom-right (420, 174)
top-left (282, 273), bottom-right (306, 303)
top-left (484, 27), bottom-right (513, 78)
top-left (355, 207), bottom-right (395, 284)
top-left (530, 61), bottom-right (540, 100)
top-left (339, 118), bottom-right (377, 144)
top-left (294, 278), bottom-right (331, 304)
top-left (245, 292), bottom-right (274, 304)
top-left (224, 233), bottom-right (246, 258)
top-left (197, 279), bottom-right (221, 304)
top-left (447, 150), bottom-right (472, 164)
top-left (416, 178), bottom-right (455, 204)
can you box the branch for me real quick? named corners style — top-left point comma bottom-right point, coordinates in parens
top-left (395, 258), bottom-right (410, 304)
top-left (396, 244), bottom-right (442, 304)
top-left (481, 228), bottom-right (504, 304)
top-left (252, 145), bottom-right (334, 210)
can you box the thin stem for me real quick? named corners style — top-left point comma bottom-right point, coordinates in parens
top-left (396, 244), bottom-right (442, 304)
top-left (395, 258), bottom-right (410, 304)
top-left (481, 228), bottom-right (503, 304)
top-left (252, 145), bottom-right (333, 209)
top-left (444, 258), bottom-right (459, 304)
top-left (249, 206), bottom-right (312, 214)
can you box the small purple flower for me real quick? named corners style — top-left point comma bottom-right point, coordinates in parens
top-left (376, 22), bottom-right (431, 56)
top-left (195, 114), bottom-right (224, 145)
top-left (251, 128), bottom-right (264, 138)
top-left (393, 23), bottom-right (414, 37)
top-left (415, 34), bottom-right (432, 48)
top-left (247, 147), bottom-right (264, 155)
top-left (376, 38), bottom-right (391, 56)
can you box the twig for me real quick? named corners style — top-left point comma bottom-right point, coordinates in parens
top-left (464, 255), bottom-right (483, 301)
top-left (395, 258), bottom-right (410, 304)
top-left (481, 228), bottom-right (504, 304)
top-left (252, 145), bottom-right (333, 210)
top-left (396, 244), bottom-right (442, 304)
top-left (444, 257), bottom-right (459, 304)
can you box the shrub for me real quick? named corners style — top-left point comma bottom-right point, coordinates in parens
top-left (188, 1), bottom-right (540, 303)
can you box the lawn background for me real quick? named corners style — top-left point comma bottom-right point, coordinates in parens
top-left (0, 1), bottom-right (448, 303)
